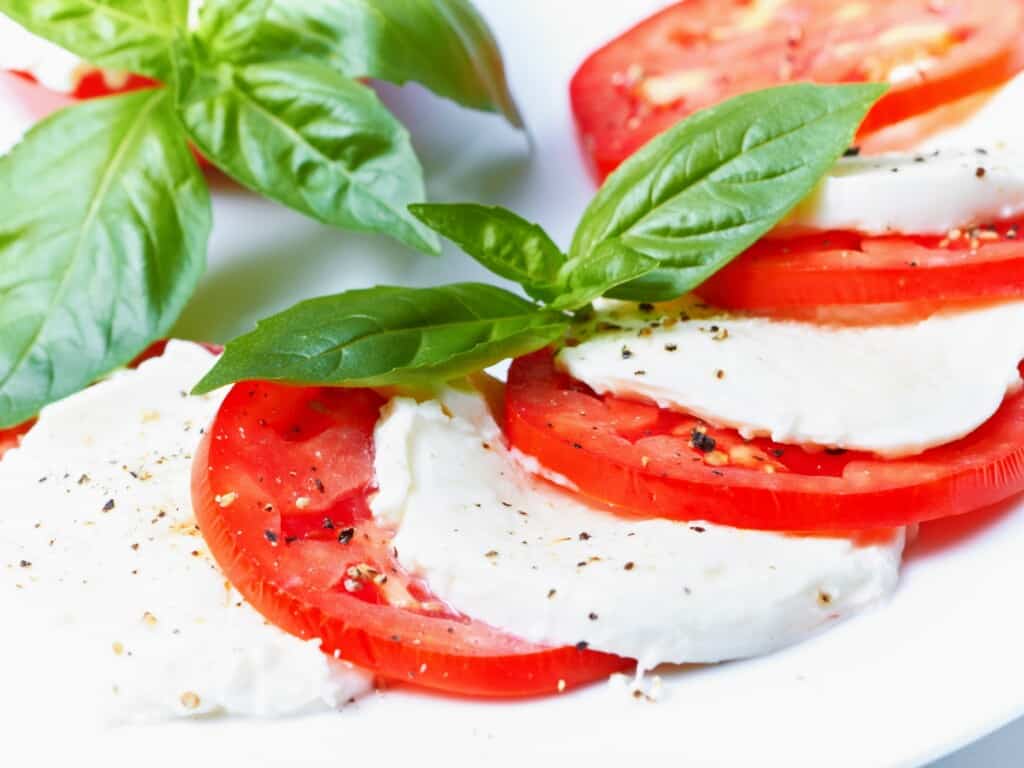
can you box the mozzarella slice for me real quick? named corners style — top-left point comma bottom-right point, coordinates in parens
top-left (0, 342), bottom-right (372, 722)
top-left (371, 389), bottom-right (904, 671)
top-left (778, 73), bottom-right (1024, 236)
top-left (921, 70), bottom-right (1024, 153)
top-left (557, 300), bottom-right (1024, 457)
top-left (780, 148), bottom-right (1024, 235)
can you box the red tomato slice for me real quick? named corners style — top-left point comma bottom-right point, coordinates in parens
top-left (505, 350), bottom-right (1024, 531)
top-left (193, 380), bottom-right (631, 697)
top-left (0, 421), bottom-right (32, 459)
top-left (697, 218), bottom-right (1024, 320)
top-left (572, 0), bottom-right (1024, 179)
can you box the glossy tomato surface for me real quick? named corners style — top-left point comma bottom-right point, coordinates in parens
top-left (572, 0), bottom-right (1024, 179)
top-left (505, 350), bottom-right (1024, 531)
top-left (697, 218), bottom-right (1024, 321)
top-left (193, 380), bottom-right (631, 697)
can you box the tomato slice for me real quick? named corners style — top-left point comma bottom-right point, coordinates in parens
top-left (193, 380), bottom-right (631, 697)
top-left (697, 218), bottom-right (1024, 321)
top-left (572, 0), bottom-right (1024, 179)
top-left (0, 421), bottom-right (32, 459)
top-left (505, 350), bottom-right (1024, 531)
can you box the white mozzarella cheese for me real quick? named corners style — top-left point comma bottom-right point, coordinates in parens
top-left (0, 341), bottom-right (372, 722)
top-left (781, 148), bottom-right (1024, 236)
top-left (921, 71), bottom-right (1024, 153)
top-left (558, 300), bottom-right (1024, 457)
top-left (371, 388), bottom-right (904, 672)
top-left (780, 73), bottom-right (1024, 235)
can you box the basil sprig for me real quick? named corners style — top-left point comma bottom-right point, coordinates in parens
top-left (199, 83), bottom-right (885, 394)
top-left (194, 284), bottom-right (567, 394)
top-left (0, 0), bottom-right (521, 427)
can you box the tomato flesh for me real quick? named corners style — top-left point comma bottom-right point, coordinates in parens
top-left (193, 381), bottom-right (630, 697)
top-left (572, 0), bottom-right (1024, 179)
top-left (505, 350), bottom-right (1024, 530)
top-left (697, 219), bottom-right (1024, 321)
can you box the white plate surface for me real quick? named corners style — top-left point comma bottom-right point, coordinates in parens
top-left (3, 2), bottom-right (1024, 765)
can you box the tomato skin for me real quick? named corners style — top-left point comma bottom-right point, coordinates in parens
top-left (0, 421), bottom-right (32, 459)
top-left (194, 381), bottom-right (631, 697)
top-left (697, 220), bottom-right (1024, 319)
top-left (505, 350), bottom-right (1024, 531)
top-left (572, 0), bottom-right (1024, 180)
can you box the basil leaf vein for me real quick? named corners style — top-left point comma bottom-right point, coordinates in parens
top-left (195, 0), bottom-right (271, 59)
top-left (176, 56), bottom-right (439, 254)
top-left (409, 204), bottom-right (564, 302)
top-left (0, 88), bottom-right (210, 428)
top-left (570, 83), bottom-right (887, 301)
top-left (229, 0), bottom-right (523, 127)
top-left (194, 283), bottom-right (567, 393)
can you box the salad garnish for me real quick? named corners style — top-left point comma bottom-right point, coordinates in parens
top-left (198, 82), bottom-right (885, 392)
top-left (0, 0), bottom-right (520, 427)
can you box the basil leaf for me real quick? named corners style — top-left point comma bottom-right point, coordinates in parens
top-left (237, 0), bottom-right (522, 127)
top-left (195, 0), bottom-right (271, 59)
top-left (409, 204), bottom-right (564, 302)
top-left (0, 0), bottom-right (185, 80)
top-left (194, 284), bottom-right (567, 393)
top-left (551, 243), bottom-right (659, 311)
top-left (0, 89), bottom-right (210, 428)
top-left (176, 57), bottom-right (439, 255)
top-left (570, 83), bottom-right (886, 301)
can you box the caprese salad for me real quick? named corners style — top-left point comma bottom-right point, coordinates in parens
top-left (4, 1), bottom-right (1024, 722)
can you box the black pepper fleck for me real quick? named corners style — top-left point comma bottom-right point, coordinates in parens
top-left (264, 530), bottom-right (278, 544)
top-left (322, 517), bottom-right (335, 530)
top-left (588, 612), bottom-right (599, 621)
top-left (102, 499), bottom-right (115, 512)
top-left (338, 528), bottom-right (355, 544)
top-left (690, 429), bottom-right (716, 453)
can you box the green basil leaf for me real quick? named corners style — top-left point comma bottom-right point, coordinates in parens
top-left (550, 242), bottom-right (659, 311)
top-left (0, 0), bottom-right (185, 80)
top-left (237, 0), bottom-right (522, 127)
top-left (176, 57), bottom-right (439, 255)
top-left (409, 204), bottom-right (564, 302)
top-left (193, 283), bottom-right (567, 393)
top-left (0, 89), bottom-right (210, 428)
top-left (570, 83), bottom-right (887, 301)
top-left (195, 0), bottom-right (271, 59)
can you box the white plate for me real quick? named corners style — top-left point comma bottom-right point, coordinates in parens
top-left (3, 2), bottom-right (1024, 765)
